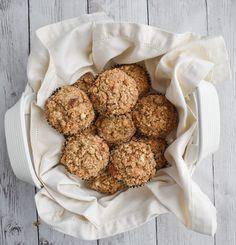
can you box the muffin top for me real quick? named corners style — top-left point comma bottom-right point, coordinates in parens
top-left (44, 63), bottom-right (178, 193)
top-left (80, 123), bottom-right (97, 136)
top-left (96, 113), bottom-right (136, 145)
top-left (133, 137), bottom-right (168, 170)
top-left (60, 134), bottom-right (109, 180)
top-left (132, 95), bottom-right (178, 138)
top-left (86, 168), bottom-right (124, 194)
top-left (73, 72), bottom-right (95, 93)
top-left (45, 86), bottom-right (95, 135)
top-left (118, 64), bottom-right (150, 97)
top-left (88, 69), bottom-right (138, 116)
top-left (109, 140), bottom-right (156, 187)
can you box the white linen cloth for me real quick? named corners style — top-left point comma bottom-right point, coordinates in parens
top-left (27, 12), bottom-right (231, 239)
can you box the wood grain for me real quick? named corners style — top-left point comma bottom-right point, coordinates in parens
top-left (29, 0), bottom-right (87, 35)
top-left (148, 0), bottom-right (209, 34)
top-left (0, 0), bottom-right (38, 244)
top-left (0, 0), bottom-right (235, 244)
top-left (88, 1), bottom-right (156, 244)
top-left (148, 0), bottom-right (215, 244)
top-left (206, 0), bottom-right (236, 244)
top-left (29, 0), bottom-right (96, 244)
top-left (88, 0), bottom-right (148, 24)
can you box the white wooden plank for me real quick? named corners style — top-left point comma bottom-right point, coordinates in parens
top-left (98, 222), bottom-right (157, 245)
top-left (88, 1), bottom-right (156, 244)
top-left (29, 0), bottom-right (87, 33)
top-left (148, 0), bottom-right (208, 34)
top-left (148, 1), bottom-right (215, 244)
top-left (37, 223), bottom-right (96, 245)
top-left (206, 0), bottom-right (236, 244)
top-left (88, 0), bottom-right (148, 24)
top-left (0, 0), bottom-right (38, 244)
top-left (29, 1), bottom-right (97, 244)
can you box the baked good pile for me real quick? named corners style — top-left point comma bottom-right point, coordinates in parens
top-left (44, 64), bottom-right (178, 194)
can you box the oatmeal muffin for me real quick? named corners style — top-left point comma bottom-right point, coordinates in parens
top-left (45, 86), bottom-right (95, 135)
top-left (133, 95), bottom-right (178, 138)
top-left (73, 72), bottom-right (95, 93)
top-left (60, 134), bottom-right (109, 180)
top-left (80, 124), bottom-right (97, 135)
top-left (86, 168), bottom-right (124, 194)
top-left (118, 64), bottom-right (150, 97)
top-left (133, 137), bottom-right (168, 170)
top-left (109, 140), bottom-right (156, 187)
top-left (96, 113), bottom-right (136, 145)
top-left (88, 69), bottom-right (138, 116)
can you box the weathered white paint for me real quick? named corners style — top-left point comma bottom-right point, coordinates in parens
top-left (0, 0), bottom-right (235, 244)
top-left (29, 1), bottom-right (97, 244)
top-left (88, 1), bottom-right (156, 244)
top-left (148, 1), bottom-right (215, 244)
top-left (207, 1), bottom-right (236, 245)
top-left (0, 0), bottom-right (38, 244)
top-left (88, 0), bottom-right (148, 24)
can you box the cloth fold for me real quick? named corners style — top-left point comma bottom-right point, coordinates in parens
top-left (27, 12), bottom-right (230, 239)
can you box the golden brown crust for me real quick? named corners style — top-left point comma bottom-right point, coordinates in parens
top-left (73, 72), bottom-right (95, 93)
top-left (86, 168), bottom-right (124, 194)
top-left (132, 95), bottom-right (178, 138)
top-left (88, 69), bottom-right (138, 116)
top-left (44, 64), bottom-right (178, 194)
top-left (96, 113), bottom-right (136, 145)
top-left (133, 137), bottom-right (168, 170)
top-left (45, 86), bottom-right (95, 135)
top-left (80, 123), bottom-right (97, 136)
top-left (109, 140), bottom-right (156, 187)
top-left (60, 134), bottom-right (109, 180)
top-left (117, 64), bottom-right (150, 97)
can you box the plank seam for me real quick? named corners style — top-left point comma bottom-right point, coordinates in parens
top-left (212, 155), bottom-right (216, 245)
top-left (146, 0), bottom-right (150, 25)
top-left (27, 0), bottom-right (40, 244)
top-left (35, 187), bottom-right (40, 245)
top-left (87, 0), bottom-right (90, 14)
top-left (205, 1), bottom-right (216, 244)
top-left (27, 0), bottom-right (31, 54)
top-left (205, 0), bottom-right (209, 34)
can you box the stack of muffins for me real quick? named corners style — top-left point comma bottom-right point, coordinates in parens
top-left (44, 64), bottom-right (178, 194)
